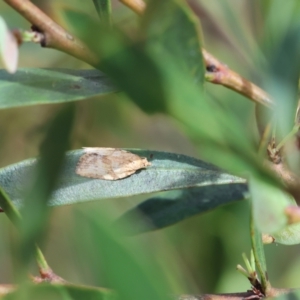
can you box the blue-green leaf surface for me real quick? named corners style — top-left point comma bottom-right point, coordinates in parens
top-left (0, 150), bottom-right (246, 209)
top-left (117, 184), bottom-right (248, 233)
top-left (0, 68), bottom-right (115, 109)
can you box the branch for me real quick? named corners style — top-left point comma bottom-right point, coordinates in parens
top-left (177, 288), bottom-right (292, 300)
top-left (3, 0), bottom-right (98, 67)
top-left (203, 50), bottom-right (273, 108)
top-left (119, 0), bottom-right (146, 14)
top-left (266, 159), bottom-right (300, 205)
top-left (177, 293), bottom-right (256, 300)
top-left (0, 285), bottom-right (293, 299)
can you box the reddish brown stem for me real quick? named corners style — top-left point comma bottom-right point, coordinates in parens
top-left (4, 0), bottom-right (98, 66)
top-left (203, 49), bottom-right (273, 108)
top-left (119, 0), bottom-right (146, 14)
top-left (0, 285), bottom-right (293, 299)
top-left (178, 288), bottom-right (291, 300)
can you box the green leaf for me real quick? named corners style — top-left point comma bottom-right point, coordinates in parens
top-left (249, 177), bottom-right (295, 234)
top-left (93, 0), bottom-right (111, 25)
top-left (0, 68), bottom-right (115, 109)
top-left (267, 23), bottom-right (300, 141)
top-left (63, 10), bottom-right (167, 114)
top-left (271, 223), bottom-right (300, 245)
top-left (19, 105), bottom-right (75, 267)
top-left (75, 210), bottom-right (170, 300)
top-left (250, 210), bottom-right (270, 294)
top-left (0, 150), bottom-right (245, 208)
top-left (117, 183), bottom-right (247, 234)
top-left (2, 283), bottom-right (115, 300)
top-left (143, 0), bottom-right (205, 84)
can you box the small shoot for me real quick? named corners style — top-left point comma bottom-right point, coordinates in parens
top-left (276, 124), bottom-right (300, 152)
top-left (237, 251), bottom-right (264, 299)
top-left (237, 251), bottom-right (260, 287)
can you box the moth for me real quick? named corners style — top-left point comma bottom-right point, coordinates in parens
top-left (76, 147), bottom-right (151, 180)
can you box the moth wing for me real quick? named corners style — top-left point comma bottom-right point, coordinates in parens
top-left (76, 148), bottom-right (151, 180)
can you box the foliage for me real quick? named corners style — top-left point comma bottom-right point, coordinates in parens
top-left (0, 0), bottom-right (299, 299)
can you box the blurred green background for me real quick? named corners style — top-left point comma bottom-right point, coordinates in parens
top-left (0, 0), bottom-right (300, 295)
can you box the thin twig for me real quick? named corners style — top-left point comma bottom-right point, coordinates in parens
top-left (0, 285), bottom-right (293, 299)
top-left (3, 0), bottom-right (98, 66)
top-left (203, 49), bottom-right (273, 108)
top-left (119, 0), bottom-right (146, 14)
top-left (266, 160), bottom-right (300, 205)
top-left (177, 288), bottom-right (292, 300)
top-left (0, 187), bottom-right (57, 280)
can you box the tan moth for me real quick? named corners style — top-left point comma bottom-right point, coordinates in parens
top-left (76, 148), bottom-right (151, 180)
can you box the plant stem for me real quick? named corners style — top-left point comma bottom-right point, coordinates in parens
top-left (258, 120), bottom-right (272, 155)
top-left (203, 49), bottom-right (273, 107)
top-left (3, 0), bottom-right (98, 66)
top-left (93, 0), bottom-right (112, 25)
top-left (0, 187), bottom-right (21, 223)
top-left (12, 29), bottom-right (44, 44)
top-left (35, 246), bottom-right (51, 274)
top-left (119, 0), bottom-right (146, 14)
top-left (177, 289), bottom-right (291, 300)
top-left (250, 210), bottom-right (271, 295)
top-left (0, 186), bottom-right (53, 279)
top-left (276, 125), bottom-right (300, 151)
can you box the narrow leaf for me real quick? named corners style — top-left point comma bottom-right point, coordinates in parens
top-left (0, 150), bottom-right (245, 209)
top-left (0, 68), bottom-right (115, 109)
top-left (117, 183), bottom-right (247, 233)
top-left (63, 10), bottom-right (167, 114)
top-left (19, 105), bottom-right (75, 267)
top-left (93, 0), bottom-right (112, 25)
top-left (144, 0), bottom-right (205, 84)
top-left (250, 210), bottom-right (270, 294)
top-left (75, 211), bottom-right (169, 300)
